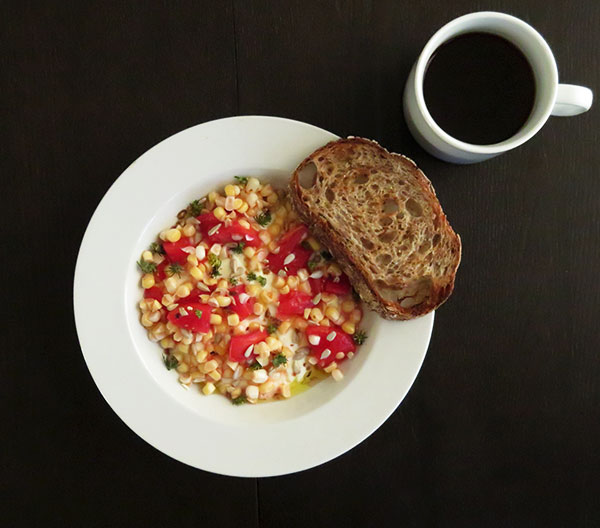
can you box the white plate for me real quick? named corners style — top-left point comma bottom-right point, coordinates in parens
top-left (73, 116), bottom-right (433, 477)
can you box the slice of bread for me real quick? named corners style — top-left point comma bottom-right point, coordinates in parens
top-left (289, 137), bottom-right (461, 320)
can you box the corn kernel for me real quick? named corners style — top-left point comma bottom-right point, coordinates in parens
top-left (224, 184), bottom-right (237, 196)
top-left (176, 284), bottom-right (191, 298)
top-left (342, 300), bottom-right (355, 313)
top-left (189, 266), bottom-right (203, 281)
top-left (320, 319), bottom-right (331, 327)
top-left (259, 290), bottom-right (277, 304)
top-left (267, 193), bottom-right (278, 204)
top-left (281, 346), bottom-right (293, 357)
top-left (203, 276), bottom-right (218, 286)
top-left (164, 277), bottom-right (178, 294)
top-left (273, 276), bottom-right (285, 288)
top-left (279, 285), bottom-right (290, 295)
top-left (141, 274), bottom-right (155, 289)
top-left (246, 177), bottom-right (260, 192)
top-left (325, 306), bottom-right (340, 322)
top-left (350, 309), bottom-right (362, 323)
top-left (299, 281), bottom-right (312, 294)
top-left (294, 317), bottom-right (308, 330)
top-left (208, 191), bottom-right (218, 203)
top-left (213, 206), bottom-right (226, 220)
top-left (237, 202), bottom-right (249, 214)
top-left (247, 283), bottom-right (261, 297)
top-left (243, 246), bottom-right (256, 259)
top-left (202, 382), bottom-right (216, 395)
top-left (185, 256), bottom-right (197, 268)
top-left (232, 197), bottom-right (243, 208)
top-left (142, 250), bottom-right (154, 262)
top-left (266, 336), bottom-right (281, 351)
top-left (254, 342), bottom-right (269, 355)
top-left (281, 385), bottom-right (291, 398)
top-left (258, 231), bottom-right (271, 244)
top-left (141, 314), bottom-right (153, 327)
top-left (253, 302), bottom-right (265, 316)
top-left (297, 269), bottom-right (309, 282)
top-left (176, 362), bottom-right (189, 373)
top-left (182, 224), bottom-right (196, 237)
top-left (216, 295), bottom-right (231, 307)
top-left (259, 381), bottom-right (275, 394)
top-left (210, 314), bottom-right (222, 325)
top-left (202, 359), bottom-right (219, 373)
top-left (217, 279), bottom-right (228, 290)
top-left (195, 349), bottom-right (208, 363)
top-left (328, 263), bottom-right (342, 276)
top-left (248, 322), bottom-right (261, 332)
top-left (324, 362), bottom-right (337, 373)
top-left (331, 369), bottom-right (344, 381)
top-left (307, 237), bottom-right (321, 251)
top-left (310, 308), bottom-right (324, 323)
top-left (341, 321), bottom-right (356, 334)
top-left (227, 313), bottom-right (240, 326)
top-left (160, 337), bottom-right (175, 349)
top-left (279, 320), bottom-right (291, 334)
top-left (208, 370), bottom-right (222, 381)
top-left (287, 276), bottom-right (299, 289)
top-left (165, 228), bottom-right (181, 243)
top-left (246, 192), bottom-right (258, 207)
top-left (260, 184), bottom-right (273, 197)
top-left (268, 223), bottom-right (281, 236)
top-left (238, 219), bottom-right (251, 229)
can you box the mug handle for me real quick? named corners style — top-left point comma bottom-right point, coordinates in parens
top-left (551, 84), bottom-right (593, 116)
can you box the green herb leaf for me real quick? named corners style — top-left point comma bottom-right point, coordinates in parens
top-left (321, 250), bottom-right (333, 260)
top-left (229, 277), bottom-right (238, 286)
top-left (149, 242), bottom-right (165, 255)
top-left (353, 330), bottom-right (368, 345)
top-left (231, 242), bottom-right (246, 254)
top-left (187, 199), bottom-right (204, 217)
top-left (307, 253), bottom-right (321, 272)
top-left (208, 253), bottom-right (221, 275)
top-left (231, 395), bottom-right (248, 405)
top-left (167, 263), bottom-right (183, 277)
top-left (210, 268), bottom-right (221, 277)
top-left (249, 361), bottom-right (262, 370)
top-left (272, 353), bottom-right (287, 367)
top-left (246, 271), bottom-right (257, 281)
top-left (255, 209), bottom-right (272, 227)
top-left (137, 259), bottom-right (157, 273)
top-left (266, 322), bottom-right (279, 335)
top-left (256, 275), bottom-right (267, 287)
top-left (194, 309), bottom-right (203, 319)
top-left (234, 176), bottom-right (248, 185)
top-left (163, 354), bottom-right (178, 370)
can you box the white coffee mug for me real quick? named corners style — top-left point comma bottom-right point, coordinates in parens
top-left (403, 12), bottom-right (593, 164)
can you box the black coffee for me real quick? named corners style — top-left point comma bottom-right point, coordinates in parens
top-left (423, 32), bottom-right (536, 145)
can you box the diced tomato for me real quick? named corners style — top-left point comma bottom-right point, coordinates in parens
top-left (155, 260), bottom-right (169, 281)
top-left (167, 303), bottom-right (212, 333)
top-left (143, 286), bottom-right (163, 302)
top-left (183, 289), bottom-right (204, 303)
top-left (197, 212), bottom-right (261, 247)
top-left (277, 291), bottom-right (314, 318)
top-left (305, 325), bottom-right (356, 367)
top-left (229, 286), bottom-right (255, 320)
top-left (324, 274), bottom-right (352, 295)
top-left (308, 276), bottom-right (325, 294)
top-left (229, 330), bottom-right (268, 362)
top-left (267, 225), bottom-right (311, 273)
top-left (163, 237), bottom-right (193, 264)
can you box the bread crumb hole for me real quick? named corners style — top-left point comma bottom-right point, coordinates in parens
top-left (325, 188), bottom-right (335, 203)
top-left (383, 199), bottom-right (398, 214)
top-left (354, 173), bottom-right (368, 184)
top-left (376, 254), bottom-right (392, 266)
top-left (380, 216), bottom-right (393, 227)
top-left (432, 233), bottom-right (441, 246)
top-left (379, 231), bottom-right (396, 243)
top-left (298, 163), bottom-right (317, 189)
top-left (418, 240), bottom-right (431, 254)
top-left (405, 198), bottom-right (423, 217)
top-left (360, 237), bottom-right (374, 250)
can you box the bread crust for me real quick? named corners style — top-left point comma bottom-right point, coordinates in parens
top-left (289, 137), bottom-right (461, 320)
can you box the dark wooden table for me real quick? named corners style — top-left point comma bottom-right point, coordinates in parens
top-left (4, 1), bottom-right (599, 526)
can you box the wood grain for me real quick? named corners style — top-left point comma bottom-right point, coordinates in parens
top-left (2, 0), bottom-right (599, 526)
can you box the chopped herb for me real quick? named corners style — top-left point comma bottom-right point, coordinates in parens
top-left (234, 176), bottom-right (248, 185)
top-left (231, 395), bottom-right (248, 405)
top-left (272, 353), bottom-right (287, 367)
top-left (255, 209), bottom-right (272, 227)
top-left (353, 330), bottom-right (368, 345)
top-left (187, 199), bottom-right (204, 217)
top-left (352, 289), bottom-right (361, 302)
top-left (266, 322), bottom-right (279, 334)
top-left (246, 271), bottom-right (257, 281)
top-left (149, 242), bottom-right (165, 255)
top-left (249, 361), bottom-right (262, 370)
top-left (210, 268), bottom-right (221, 277)
top-left (321, 250), bottom-right (333, 260)
top-left (194, 309), bottom-right (203, 319)
top-left (301, 240), bottom-right (312, 251)
top-left (167, 263), bottom-right (183, 277)
top-left (208, 253), bottom-right (221, 270)
top-left (256, 275), bottom-right (267, 287)
top-left (163, 354), bottom-right (178, 370)
top-left (229, 277), bottom-right (238, 286)
top-left (137, 259), bottom-right (157, 273)
top-left (246, 271), bottom-right (266, 286)
top-left (307, 253), bottom-right (322, 272)
top-left (231, 242), bottom-right (246, 254)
